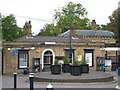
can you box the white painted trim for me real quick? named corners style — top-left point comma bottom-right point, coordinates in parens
top-left (100, 47), bottom-right (120, 51)
top-left (45, 42), bottom-right (56, 45)
top-left (42, 49), bottom-right (55, 70)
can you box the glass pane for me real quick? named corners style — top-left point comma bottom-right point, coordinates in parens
top-left (19, 51), bottom-right (28, 68)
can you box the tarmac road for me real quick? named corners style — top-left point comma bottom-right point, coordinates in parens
top-left (2, 73), bottom-right (118, 89)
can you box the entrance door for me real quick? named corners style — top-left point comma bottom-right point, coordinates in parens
top-left (43, 51), bottom-right (53, 71)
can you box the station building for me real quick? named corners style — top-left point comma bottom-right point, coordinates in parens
top-left (2, 20), bottom-right (117, 74)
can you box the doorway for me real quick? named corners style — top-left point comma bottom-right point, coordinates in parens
top-left (43, 50), bottom-right (53, 71)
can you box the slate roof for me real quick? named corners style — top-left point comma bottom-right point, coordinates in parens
top-left (15, 36), bottom-right (91, 42)
top-left (60, 30), bottom-right (114, 37)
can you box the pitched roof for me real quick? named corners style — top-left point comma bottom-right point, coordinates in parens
top-left (60, 30), bottom-right (114, 37)
top-left (14, 36), bottom-right (91, 42)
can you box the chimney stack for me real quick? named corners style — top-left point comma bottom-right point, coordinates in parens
top-left (71, 23), bottom-right (76, 36)
top-left (58, 24), bottom-right (62, 34)
top-left (91, 20), bottom-right (96, 30)
top-left (28, 21), bottom-right (32, 36)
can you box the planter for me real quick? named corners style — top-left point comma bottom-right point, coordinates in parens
top-left (62, 64), bottom-right (70, 73)
top-left (116, 68), bottom-right (120, 75)
top-left (70, 66), bottom-right (81, 76)
top-left (81, 64), bottom-right (89, 73)
top-left (51, 65), bottom-right (61, 75)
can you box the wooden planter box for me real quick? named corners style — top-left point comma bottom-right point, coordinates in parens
top-left (51, 65), bottom-right (61, 75)
top-left (81, 64), bottom-right (89, 73)
top-left (70, 66), bottom-right (81, 76)
top-left (62, 64), bottom-right (70, 73)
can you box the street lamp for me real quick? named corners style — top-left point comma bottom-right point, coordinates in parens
top-left (117, 1), bottom-right (120, 67)
top-left (115, 1), bottom-right (120, 90)
top-left (62, 9), bottom-right (80, 63)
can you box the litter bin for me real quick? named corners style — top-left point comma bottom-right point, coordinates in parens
top-left (23, 68), bottom-right (28, 75)
top-left (116, 68), bottom-right (120, 75)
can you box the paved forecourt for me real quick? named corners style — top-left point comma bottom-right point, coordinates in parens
top-left (34, 71), bottom-right (114, 83)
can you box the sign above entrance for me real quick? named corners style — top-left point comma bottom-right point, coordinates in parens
top-left (45, 42), bottom-right (56, 45)
top-left (100, 47), bottom-right (120, 51)
top-left (104, 60), bottom-right (111, 67)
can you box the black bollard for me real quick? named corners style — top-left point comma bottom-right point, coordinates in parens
top-left (103, 67), bottom-right (105, 72)
top-left (46, 83), bottom-right (54, 90)
top-left (14, 73), bottom-right (17, 89)
top-left (29, 73), bottom-right (34, 90)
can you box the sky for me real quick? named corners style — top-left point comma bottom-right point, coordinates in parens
top-left (0, 0), bottom-right (120, 35)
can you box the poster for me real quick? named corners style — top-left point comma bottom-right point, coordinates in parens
top-left (85, 53), bottom-right (92, 66)
top-left (104, 60), bottom-right (111, 67)
top-left (77, 54), bottom-right (82, 62)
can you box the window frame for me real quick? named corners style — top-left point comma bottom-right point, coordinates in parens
top-left (18, 50), bottom-right (29, 69)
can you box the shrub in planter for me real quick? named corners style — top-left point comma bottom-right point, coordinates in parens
top-left (62, 56), bottom-right (70, 73)
top-left (81, 56), bottom-right (89, 73)
top-left (51, 59), bottom-right (61, 75)
top-left (70, 60), bottom-right (81, 76)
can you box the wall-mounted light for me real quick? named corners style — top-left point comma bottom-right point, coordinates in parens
top-left (8, 48), bottom-right (11, 51)
top-left (30, 47), bottom-right (35, 50)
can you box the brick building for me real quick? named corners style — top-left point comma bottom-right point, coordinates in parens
top-left (2, 20), bottom-right (116, 74)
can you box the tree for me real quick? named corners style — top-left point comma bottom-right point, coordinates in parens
top-left (38, 23), bottom-right (58, 36)
top-left (19, 21), bottom-right (30, 37)
top-left (2, 14), bottom-right (21, 41)
top-left (96, 24), bottom-right (108, 30)
top-left (2, 14), bottom-right (30, 41)
top-left (0, 13), bottom-right (2, 38)
top-left (108, 8), bottom-right (120, 38)
top-left (108, 8), bottom-right (120, 32)
top-left (38, 2), bottom-right (91, 36)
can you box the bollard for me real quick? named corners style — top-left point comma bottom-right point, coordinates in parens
top-left (115, 85), bottom-right (120, 90)
top-left (46, 83), bottom-right (54, 90)
top-left (103, 68), bottom-right (105, 72)
top-left (29, 73), bottom-right (34, 90)
top-left (14, 73), bottom-right (17, 89)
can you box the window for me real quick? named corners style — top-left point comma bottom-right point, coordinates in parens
top-left (84, 49), bottom-right (94, 67)
top-left (64, 49), bottom-right (75, 63)
top-left (18, 50), bottom-right (29, 68)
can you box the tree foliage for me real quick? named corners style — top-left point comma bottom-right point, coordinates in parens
top-left (108, 8), bottom-right (120, 38)
top-left (2, 14), bottom-right (30, 41)
top-left (2, 14), bottom-right (21, 41)
top-left (108, 8), bottom-right (120, 32)
top-left (38, 2), bottom-right (91, 36)
top-left (0, 13), bottom-right (2, 38)
top-left (19, 21), bottom-right (30, 37)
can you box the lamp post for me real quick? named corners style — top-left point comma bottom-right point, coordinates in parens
top-left (117, 1), bottom-right (120, 67)
top-left (115, 1), bottom-right (120, 89)
top-left (62, 9), bottom-right (80, 63)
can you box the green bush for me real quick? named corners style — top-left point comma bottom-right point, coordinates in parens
top-left (73, 60), bottom-right (80, 66)
top-left (81, 55), bottom-right (87, 65)
top-left (63, 55), bottom-right (69, 64)
top-left (54, 58), bottom-right (58, 65)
